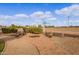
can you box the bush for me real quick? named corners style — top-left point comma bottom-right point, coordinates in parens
top-left (2, 27), bottom-right (17, 33)
top-left (28, 26), bottom-right (43, 34)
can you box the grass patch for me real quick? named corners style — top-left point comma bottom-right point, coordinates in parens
top-left (0, 40), bottom-right (5, 54)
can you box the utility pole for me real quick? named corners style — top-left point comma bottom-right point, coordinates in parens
top-left (68, 15), bottom-right (70, 27)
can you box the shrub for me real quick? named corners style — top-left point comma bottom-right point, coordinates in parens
top-left (28, 26), bottom-right (43, 34)
top-left (2, 26), bottom-right (17, 33)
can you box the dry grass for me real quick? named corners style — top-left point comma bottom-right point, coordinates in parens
top-left (46, 27), bottom-right (79, 31)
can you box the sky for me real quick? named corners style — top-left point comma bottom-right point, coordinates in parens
top-left (0, 3), bottom-right (79, 26)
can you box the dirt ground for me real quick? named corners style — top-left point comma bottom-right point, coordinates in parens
top-left (1, 28), bottom-right (79, 55)
top-left (2, 33), bottom-right (79, 55)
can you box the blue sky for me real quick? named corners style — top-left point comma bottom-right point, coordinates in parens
top-left (0, 3), bottom-right (71, 15)
top-left (0, 3), bottom-right (79, 26)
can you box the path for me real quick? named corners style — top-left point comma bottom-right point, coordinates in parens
top-left (2, 33), bottom-right (79, 55)
top-left (3, 35), bottom-right (39, 55)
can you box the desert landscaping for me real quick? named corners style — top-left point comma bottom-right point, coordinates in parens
top-left (0, 25), bottom-right (79, 55)
top-left (0, 3), bottom-right (79, 55)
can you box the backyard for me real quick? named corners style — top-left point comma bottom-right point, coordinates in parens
top-left (0, 26), bottom-right (79, 55)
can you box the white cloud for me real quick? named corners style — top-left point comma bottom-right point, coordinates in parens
top-left (30, 11), bottom-right (45, 19)
top-left (55, 7), bottom-right (70, 16)
top-left (13, 14), bottom-right (29, 20)
top-left (14, 14), bottom-right (29, 18)
top-left (47, 17), bottom-right (56, 21)
top-left (0, 14), bottom-right (29, 20)
top-left (30, 11), bottom-right (56, 20)
top-left (45, 11), bottom-right (53, 18)
top-left (55, 4), bottom-right (79, 16)
top-left (0, 11), bottom-right (56, 24)
top-left (0, 15), bottom-right (13, 20)
top-left (69, 20), bottom-right (79, 22)
top-left (0, 11), bottom-right (56, 22)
